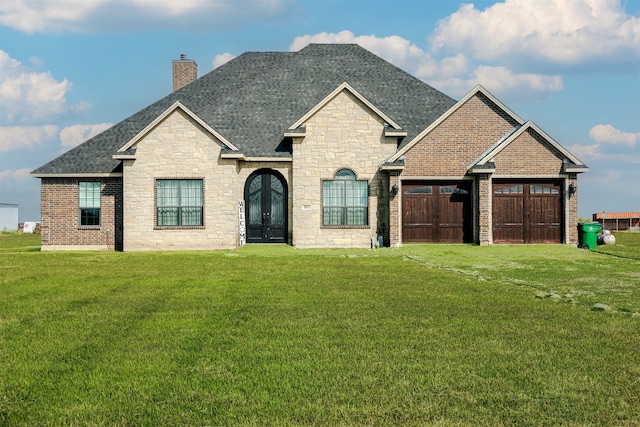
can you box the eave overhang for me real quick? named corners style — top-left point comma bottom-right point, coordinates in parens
top-left (379, 158), bottom-right (405, 171)
top-left (467, 162), bottom-right (496, 175)
top-left (31, 172), bottom-right (124, 178)
top-left (563, 162), bottom-right (589, 174)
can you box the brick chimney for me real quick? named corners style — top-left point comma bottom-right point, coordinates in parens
top-left (172, 54), bottom-right (197, 91)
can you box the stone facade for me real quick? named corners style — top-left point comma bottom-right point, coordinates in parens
top-left (121, 109), bottom-right (292, 250)
top-left (291, 90), bottom-right (396, 248)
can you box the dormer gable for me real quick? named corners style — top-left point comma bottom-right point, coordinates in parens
top-left (284, 82), bottom-right (407, 139)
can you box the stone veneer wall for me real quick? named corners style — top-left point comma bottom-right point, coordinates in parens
top-left (291, 90), bottom-right (396, 248)
top-left (40, 177), bottom-right (123, 250)
top-left (122, 109), bottom-right (291, 251)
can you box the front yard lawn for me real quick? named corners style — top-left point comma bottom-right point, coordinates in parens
top-left (1, 233), bottom-right (638, 425)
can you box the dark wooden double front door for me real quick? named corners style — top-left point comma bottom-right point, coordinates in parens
top-left (245, 170), bottom-right (287, 243)
top-left (492, 180), bottom-right (562, 244)
top-left (402, 181), bottom-right (472, 243)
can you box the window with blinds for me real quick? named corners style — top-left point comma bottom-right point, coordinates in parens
top-left (322, 169), bottom-right (368, 227)
top-left (79, 181), bottom-right (101, 226)
top-left (156, 179), bottom-right (204, 227)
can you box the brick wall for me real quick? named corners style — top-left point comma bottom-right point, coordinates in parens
top-left (172, 60), bottom-right (197, 91)
top-left (566, 175), bottom-right (579, 244)
top-left (493, 128), bottom-right (565, 175)
top-left (397, 92), bottom-right (577, 246)
top-left (477, 174), bottom-right (492, 245)
top-left (403, 93), bottom-right (520, 177)
top-left (40, 177), bottom-right (123, 250)
top-left (388, 171), bottom-right (401, 246)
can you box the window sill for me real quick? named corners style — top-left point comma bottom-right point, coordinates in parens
top-left (154, 226), bottom-right (205, 230)
top-left (321, 225), bottom-right (370, 229)
top-left (78, 226), bottom-right (101, 230)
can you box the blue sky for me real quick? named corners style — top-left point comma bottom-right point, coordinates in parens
top-left (1, 0), bottom-right (638, 222)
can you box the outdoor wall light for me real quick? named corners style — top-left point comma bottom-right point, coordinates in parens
top-left (568, 183), bottom-right (577, 196)
top-left (390, 184), bottom-right (399, 195)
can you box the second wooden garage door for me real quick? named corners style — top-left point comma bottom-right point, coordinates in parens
top-left (492, 180), bottom-right (562, 244)
top-left (402, 181), bottom-right (472, 243)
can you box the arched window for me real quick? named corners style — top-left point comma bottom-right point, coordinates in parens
top-left (322, 169), bottom-right (368, 226)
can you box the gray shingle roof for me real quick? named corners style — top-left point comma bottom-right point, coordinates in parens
top-left (32, 44), bottom-right (456, 175)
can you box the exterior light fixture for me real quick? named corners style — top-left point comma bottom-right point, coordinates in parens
top-left (568, 183), bottom-right (577, 196)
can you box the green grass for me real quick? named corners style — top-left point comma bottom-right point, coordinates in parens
top-left (1, 234), bottom-right (639, 426)
top-left (0, 231), bottom-right (41, 251)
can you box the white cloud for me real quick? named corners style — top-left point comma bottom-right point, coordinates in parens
top-left (0, 50), bottom-right (88, 125)
top-left (59, 123), bottom-right (113, 148)
top-left (567, 143), bottom-right (602, 161)
top-left (0, 0), bottom-right (296, 34)
top-left (430, 0), bottom-right (640, 69)
top-left (212, 53), bottom-right (235, 69)
top-left (567, 142), bottom-right (640, 165)
top-left (0, 125), bottom-right (58, 152)
top-left (0, 168), bottom-right (32, 181)
top-left (290, 31), bottom-right (564, 98)
top-left (291, 31), bottom-right (438, 73)
top-left (428, 65), bottom-right (563, 98)
top-left (589, 124), bottom-right (640, 145)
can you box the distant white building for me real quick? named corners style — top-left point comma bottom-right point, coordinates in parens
top-left (0, 203), bottom-right (19, 231)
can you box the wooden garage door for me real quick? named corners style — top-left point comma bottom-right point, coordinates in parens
top-left (492, 181), bottom-right (562, 244)
top-left (402, 181), bottom-right (472, 243)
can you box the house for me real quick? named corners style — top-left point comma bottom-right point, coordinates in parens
top-left (0, 203), bottom-right (19, 231)
top-left (592, 212), bottom-right (640, 231)
top-left (31, 44), bottom-right (587, 251)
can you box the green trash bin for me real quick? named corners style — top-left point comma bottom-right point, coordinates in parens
top-left (578, 222), bottom-right (601, 250)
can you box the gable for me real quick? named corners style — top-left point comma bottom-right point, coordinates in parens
top-left (286, 83), bottom-right (406, 142)
top-left (493, 127), bottom-right (567, 175)
top-left (115, 101), bottom-right (238, 159)
top-left (469, 121), bottom-right (588, 175)
top-left (399, 89), bottom-right (522, 177)
top-left (289, 82), bottom-right (403, 132)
